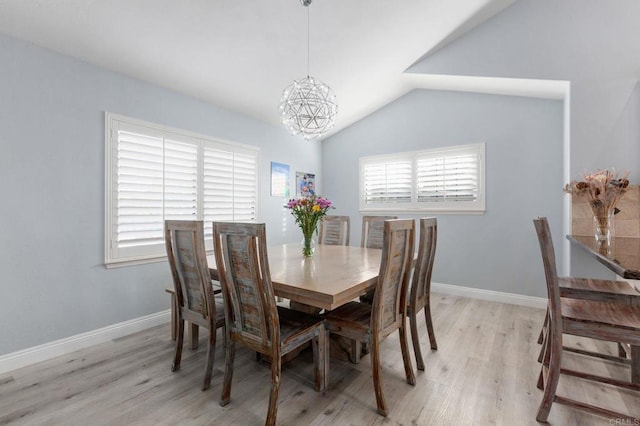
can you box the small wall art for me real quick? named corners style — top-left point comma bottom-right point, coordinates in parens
top-left (296, 171), bottom-right (316, 197)
top-left (270, 161), bottom-right (290, 197)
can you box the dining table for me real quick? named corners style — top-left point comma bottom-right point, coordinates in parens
top-left (207, 242), bottom-right (382, 311)
top-left (567, 235), bottom-right (640, 281)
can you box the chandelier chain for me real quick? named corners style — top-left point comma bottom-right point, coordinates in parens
top-left (279, 0), bottom-right (337, 140)
top-left (307, 4), bottom-right (310, 77)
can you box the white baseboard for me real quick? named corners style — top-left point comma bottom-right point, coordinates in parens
top-left (0, 284), bottom-right (546, 376)
top-left (0, 310), bottom-right (170, 375)
top-left (432, 282), bottom-right (547, 310)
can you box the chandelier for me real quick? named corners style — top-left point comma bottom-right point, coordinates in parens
top-left (279, 0), bottom-right (337, 141)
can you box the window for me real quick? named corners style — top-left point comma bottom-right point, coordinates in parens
top-left (105, 113), bottom-right (259, 267)
top-left (360, 143), bottom-right (485, 213)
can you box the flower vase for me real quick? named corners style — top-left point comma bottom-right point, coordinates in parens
top-left (301, 234), bottom-right (315, 257)
top-left (589, 201), bottom-right (613, 243)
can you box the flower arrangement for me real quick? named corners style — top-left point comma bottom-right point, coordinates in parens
top-left (564, 169), bottom-right (629, 241)
top-left (286, 195), bottom-right (334, 256)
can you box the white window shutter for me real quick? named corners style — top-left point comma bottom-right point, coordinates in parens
top-left (115, 130), bottom-right (165, 249)
top-left (105, 113), bottom-right (259, 266)
top-left (202, 148), bottom-right (258, 239)
top-left (362, 159), bottom-right (412, 205)
top-left (417, 152), bottom-right (478, 202)
top-left (359, 143), bottom-right (484, 213)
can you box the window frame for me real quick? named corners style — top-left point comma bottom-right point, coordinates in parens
top-left (359, 143), bottom-right (485, 214)
top-left (105, 112), bottom-right (260, 268)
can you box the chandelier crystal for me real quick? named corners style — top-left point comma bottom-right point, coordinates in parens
top-left (279, 0), bottom-right (337, 140)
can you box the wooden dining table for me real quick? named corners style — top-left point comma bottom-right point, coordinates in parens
top-left (207, 243), bottom-right (382, 311)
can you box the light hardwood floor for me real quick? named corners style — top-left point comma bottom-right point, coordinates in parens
top-left (1, 294), bottom-right (638, 425)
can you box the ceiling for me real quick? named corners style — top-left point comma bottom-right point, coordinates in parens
top-left (0, 0), bottom-right (549, 139)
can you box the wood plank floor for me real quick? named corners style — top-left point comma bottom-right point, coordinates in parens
top-left (1, 294), bottom-right (638, 425)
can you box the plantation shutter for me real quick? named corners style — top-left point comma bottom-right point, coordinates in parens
top-left (359, 143), bottom-right (484, 213)
top-left (115, 130), bottom-right (165, 250)
top-left (416, 149), bottom-right (478, 203)
top-left (362, 158), bottom-right (412, 206)
top-left (202, 147), bottom-right (257, 240)
top-left (113, 131), bottom-right (199, 258)
top-left (106, 113), bottom-right (259, 266)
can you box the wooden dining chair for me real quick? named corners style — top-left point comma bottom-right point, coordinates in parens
top-left (361, 215), bottom-right (398, 249)
top-left (360, 215), bottom-right (398, 306)
top-left (326, 218), bottom-right (416, 417)
top-left (408, 218), bottom-right (438, 371)
top-left (533, 217), bottom-right (640, 422)
top-left (318, 215), bottom-right (350, 246)
top-left (537, 276), bottom-right (640, 368)
top-left (164, 220), bottom-right (225, 391)
top-left (212, 222), bottom-right (329, 426)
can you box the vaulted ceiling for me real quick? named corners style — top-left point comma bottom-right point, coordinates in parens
top-left (0, 0), bottom-right (533, 138)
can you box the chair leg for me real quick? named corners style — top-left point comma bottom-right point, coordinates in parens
top-left (537, 365), bottom-right (545, 390)
top-left (202, 326), bottom-right (216, 391)
top-left (170, 292), bottom-right (177, 341)
top-left (537, 319), bottom-right (549, 363)
top-left (409, 310), bottom-right (425, 371)
top-left (536, 329), bottom-right (562, 422)
top-left (350, 340), bottom-right (362, 364)
top-left (537, 309), bottom-right (549, 345)
top-left (537, 323), bottom-right (552, 390)
top-left (370, 336), bottom-right (388, 417)
top-left (399, 320), bottom-right (416, 386)
top-left (631, 345), bottom-right (639, 384)
top-left (424, 302), bottom-right (438, 351)
top-left (172, 318), bottom-right (184, 372)
top-left (266, 357), bottom-right (282, 426)
top-left (220, 339), bottom-right (236, 406)
top-left (189, 323), bottom-right (199, 350)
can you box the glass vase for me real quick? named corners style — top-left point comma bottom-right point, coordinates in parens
top-left (589, 201), bottom-right (613, 243)
top-left (301, 234), bottom-right (315, 257)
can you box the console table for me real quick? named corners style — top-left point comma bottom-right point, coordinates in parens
top-left (567, 235), bottom-right (640, 280)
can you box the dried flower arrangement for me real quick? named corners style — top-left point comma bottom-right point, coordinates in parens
top-left (564, 169), bottom-right (629, 240)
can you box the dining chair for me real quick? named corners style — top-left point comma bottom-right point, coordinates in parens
top-left (533, 217), bottom-right (640, 422)
top-left (212, 222), bottom-right (329, 426)
top-left (164, 220), bottom-right (225, 391)
top-left (361, 215), bottom-right (398, 249)
top-left (360, 215), bottom-right (398, 306)
top-left (537, 276), bottom-right (640, 367)
top-left (407, 218), bottom-right (438, 371)
top-left (325, 218), bottom-right (416, 417)
top-left (318, 215), bottom-right (350, 246)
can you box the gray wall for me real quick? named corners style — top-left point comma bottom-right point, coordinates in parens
top-left (322, 90), bottom-right (563, 298)
top-left (408, 0), bottom-right (640, 278)
top-left (0, 34), bottom-right (321, 355)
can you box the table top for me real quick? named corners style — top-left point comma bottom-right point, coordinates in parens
top-left (567, 235), bottom-right (640, 280)
top-left (207, 243), bottom-right (382, 310)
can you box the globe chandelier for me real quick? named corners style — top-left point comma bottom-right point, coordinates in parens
top-left (279, 0), bottom-right (337, 141)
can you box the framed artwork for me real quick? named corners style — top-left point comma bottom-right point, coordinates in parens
top-left (270, 161), bottom-right (290, 197)
top-left (296, 171), bottom-right (316, 197)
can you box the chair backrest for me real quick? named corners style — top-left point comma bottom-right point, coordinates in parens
top-left (410, 218), bottom-right (437, 306)
top-left (361, 215), bottom-right (398, 249)
top-left (318, 215), bottom-right (350, 246)
top-left (533, 217), bottom-right (562, 337)
top-left (212, 222), bottom-right (279, 354)
top-left (165, 220), bottom-right (217, 326)
top-left (371, 219), bottom-right (415, 337)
